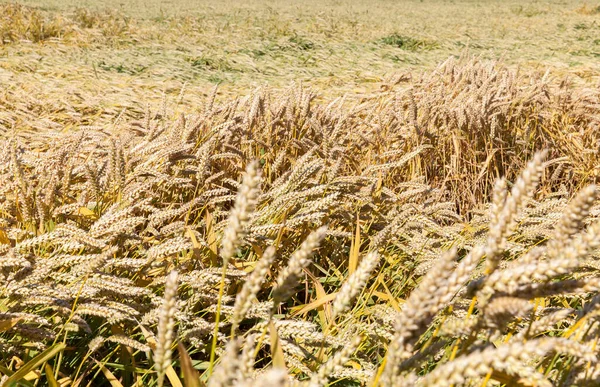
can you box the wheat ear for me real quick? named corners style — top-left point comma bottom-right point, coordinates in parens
top-left (221, 160), bottom-right (262, 265)
top-left (154, 270), bottom-right (178, 387)
top-left (231, 246), bottom-right (277, 333)
top-left (332, 252), bottom-right (380, 319)
top-left (272, 226), bottom-right (328, 305)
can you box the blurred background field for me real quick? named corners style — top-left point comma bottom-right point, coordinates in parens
top-left (1, 0), bottom-right (600, 130)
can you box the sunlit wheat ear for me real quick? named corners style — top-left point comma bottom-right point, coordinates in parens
top-left (489, 177), bottom-right (507, 233)
top-left (382, 248), bottom-right (459, 385)
top-left (154, 270), bottom-right (178, 387)
top-left (418, 337), bottom-right (596, 387)
top-left (483, 296), bottom-right (532, 329)
top-left (514, 309), bottom-right (575, 340)
top-left (246, 91), bottom-right (263, 129)
top-left (106, 335), bottom-right (151, 353)
top-left (546, 184), bottom-right (597, 257)
top-left (250, 368), bottom-right (288, 386)
top-left (208, 338), bottom-right (242, 387)
top-left (231, 246), bottom-right (277, 333)
top-left (332, 252), bottom-right (380, 320)
top-left (272, 226), bottom-right (328, 305)
top-left (308, 334), bottom-right (362, 387)
top-left (485, 150), bottom-right (547, 274)
top-left (221, 160), bottom-right (262, 265)
top-left (88, 336), bottom-right (105, 355)
top-left (497, 219), bottom-right (600, 297)
top-left (195, 136), bottom-right (216, 184)
top-left (238, 334), bottom-right (258, 381)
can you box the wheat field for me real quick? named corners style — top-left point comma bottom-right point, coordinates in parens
top-left (1, 1), bottom-right (600, 386)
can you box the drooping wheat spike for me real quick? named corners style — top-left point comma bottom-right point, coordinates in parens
top-left (485, 150), bottom-right (547, 274)
top-left (482, 296), bottom-right (533, 329)
top-left (208, 338), bottom-right (242, 387)
top-left (154, 270), bottom-right (178, 387)
top-left (489, 177), bottom-right (507, 234)
top-left (209, 160), bottom-right (262, 375)
top-left (417, 337), bottom-right (596, 387)
top-left (246, 91), bottom-right (262, 129)
top-left (106, 335), bottom-right (151, 353)
top-left (238, 333), bottom-right (258, 382)
top-left (546, 184), bottom-right (597, 257)
top-left (382, 248), bottom-right (459, 385)
top-left (205, 84), bottom-right (218, 115)
top-left (250, 368), bottom-right (288, 386)
top-left (478, 257), bottom-right (580, 299)
top-left (88, 336), bottom-right (106, 354)
top-left (272, 226), bottom-right (328, 305)
top-left (332, 252), bottom-right (380, 319)
top-left (231, 246), bottom-right (277, 333)
top-left (514, 309), bottom-right (575, 340)
top-left (308, 334), bottom-right (362, 387)
top-left (221, 160), bottom-right (262, 265)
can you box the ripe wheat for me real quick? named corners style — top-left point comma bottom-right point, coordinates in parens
top-left (0, 57), bottom-right (599, 386)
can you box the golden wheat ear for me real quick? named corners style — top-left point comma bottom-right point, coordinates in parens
top-left (154, 270), bottom-right (178, 387)
top-left (221, 160), bottom-right (262, 266)
top-left (272, 226), bottom-right (328, 306)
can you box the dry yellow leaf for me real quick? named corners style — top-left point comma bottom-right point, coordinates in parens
top-left (78, 207), bottom-right (96, 218)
